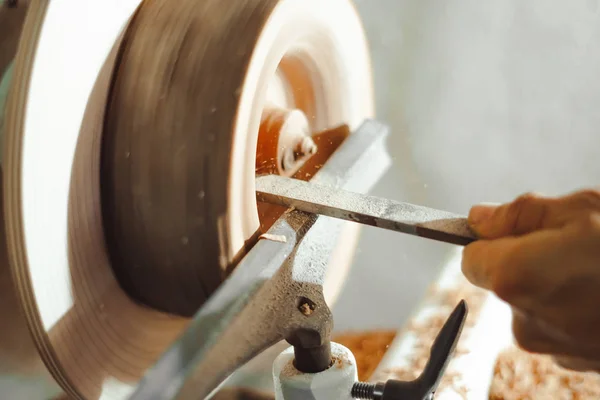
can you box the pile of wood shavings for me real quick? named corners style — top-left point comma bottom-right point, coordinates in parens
top-left (374, 279), bottom-right (488, 399)
top-left (489, 346), bottom-right (600, 400)
top-left (334, 330), bottom-right (396, 380)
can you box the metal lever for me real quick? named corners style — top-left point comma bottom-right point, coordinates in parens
top-left (351, 300), bottom-right (468, 400)
top-left (256, 175), bottom-right (477, 246)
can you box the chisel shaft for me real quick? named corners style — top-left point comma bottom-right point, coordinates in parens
top-left (256, 175), bottom-right (477, 246)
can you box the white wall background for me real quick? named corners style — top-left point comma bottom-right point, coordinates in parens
top-left (334, 0), bottom-right (600, 331)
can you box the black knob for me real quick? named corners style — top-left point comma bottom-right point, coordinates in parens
top-left (351, 300), bottom-right (468, 400)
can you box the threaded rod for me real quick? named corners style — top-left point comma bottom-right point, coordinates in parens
top-left (351, 382), bottom-right (376, 399)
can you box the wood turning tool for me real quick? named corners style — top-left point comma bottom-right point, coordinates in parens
top-left (256, 175), bottom-right (476, 247)
top-left (1, 1), bottom-right (474, 399)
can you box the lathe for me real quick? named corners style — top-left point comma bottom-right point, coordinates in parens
top-left (5, 1), bottom-right (595, 399)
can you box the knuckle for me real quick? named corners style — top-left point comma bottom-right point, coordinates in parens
top-left (514, 336), bottom-right (539, 353)
top-left (461, 244), bottom-right (487, 288)
top-left (508, 192), bottom-right (541, 218)
top-left (553, 356), bottom-right (600, 372)
top-left (460, 247), bottom-right (471, 273)
top-left (488, 247), bottom-right (521, 302)
top-left (461, 244), bottom-right (476, 268)
top-left (514, 192), bottom-right (542, 207)
top-left (491, 275), bottom-right (516, 303)
top-left (512, 315), bottom-right (550, 354)
top-left (512, 321), bottom-right (538, 353)
top-left (574, 188), bottom-right (600, 208)
top-left (553, 356), bottom-right (574, 370)
top-left (574, 212), bottom-right (600, 236)
top-left (516, 192), bottom-right (541, 203)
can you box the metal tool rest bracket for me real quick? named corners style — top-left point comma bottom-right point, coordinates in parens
top-left (129, 120), bottom-right (467, 400)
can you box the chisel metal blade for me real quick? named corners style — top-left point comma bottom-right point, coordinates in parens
top-left (256, 175), bottom-right (477, 246)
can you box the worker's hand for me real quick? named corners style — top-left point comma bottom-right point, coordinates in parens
top-left (461, 189), bottom-right (600, 372)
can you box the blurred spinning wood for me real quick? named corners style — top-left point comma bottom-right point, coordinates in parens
top-left (2, 0), bottom-right (373, 398)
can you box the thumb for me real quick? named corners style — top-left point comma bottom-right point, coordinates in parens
top-left (468, 193), bottom-right (550, 239)
top-left (468, 189), bottom-right (600, 239)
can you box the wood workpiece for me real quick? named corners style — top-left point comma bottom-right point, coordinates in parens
top-left (1, 0), bottom-right (374, 398)
top-left (101, 0), bottom-right (373, 317)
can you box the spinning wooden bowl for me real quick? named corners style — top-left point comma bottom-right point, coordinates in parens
top-left (1, 0), bottom-right (374, 398)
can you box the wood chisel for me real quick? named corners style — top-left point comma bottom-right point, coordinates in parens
top-left (256, 175), bottom-right (478, 246)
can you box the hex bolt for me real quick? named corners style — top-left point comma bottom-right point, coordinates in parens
top-left (297, 296), bottom-right (316, 316)
top-left (293, 136), bottom-right (317, 160)
top-left (281, 136), bottom-right (317, 172)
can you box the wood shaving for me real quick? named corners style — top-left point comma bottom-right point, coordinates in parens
top-left (259, 233), bottom-right (287, 243)
top-left (489, 346), bottom-right (600, 400)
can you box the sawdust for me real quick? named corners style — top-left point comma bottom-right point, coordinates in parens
top-left (331, 352), bottom-right (352, 370)
top-left (373, 280), bottom-right (488, 399)
top-left (281, 359), bottom-right (301, 377)
top-left (334, 330), bottom-right (396, 380)
top-left (337, 276), bottom-right (600, 399)
top-left (489, 347), bottom-right (600, 400)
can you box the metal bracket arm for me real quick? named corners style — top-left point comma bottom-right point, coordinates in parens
top-left (129, 120), bottom-right (392, 400)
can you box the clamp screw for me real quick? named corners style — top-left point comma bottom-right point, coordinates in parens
top-left (351, 381), bottom-right (433, 400)
top-left (351, 382), bottom-right (379, 399)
